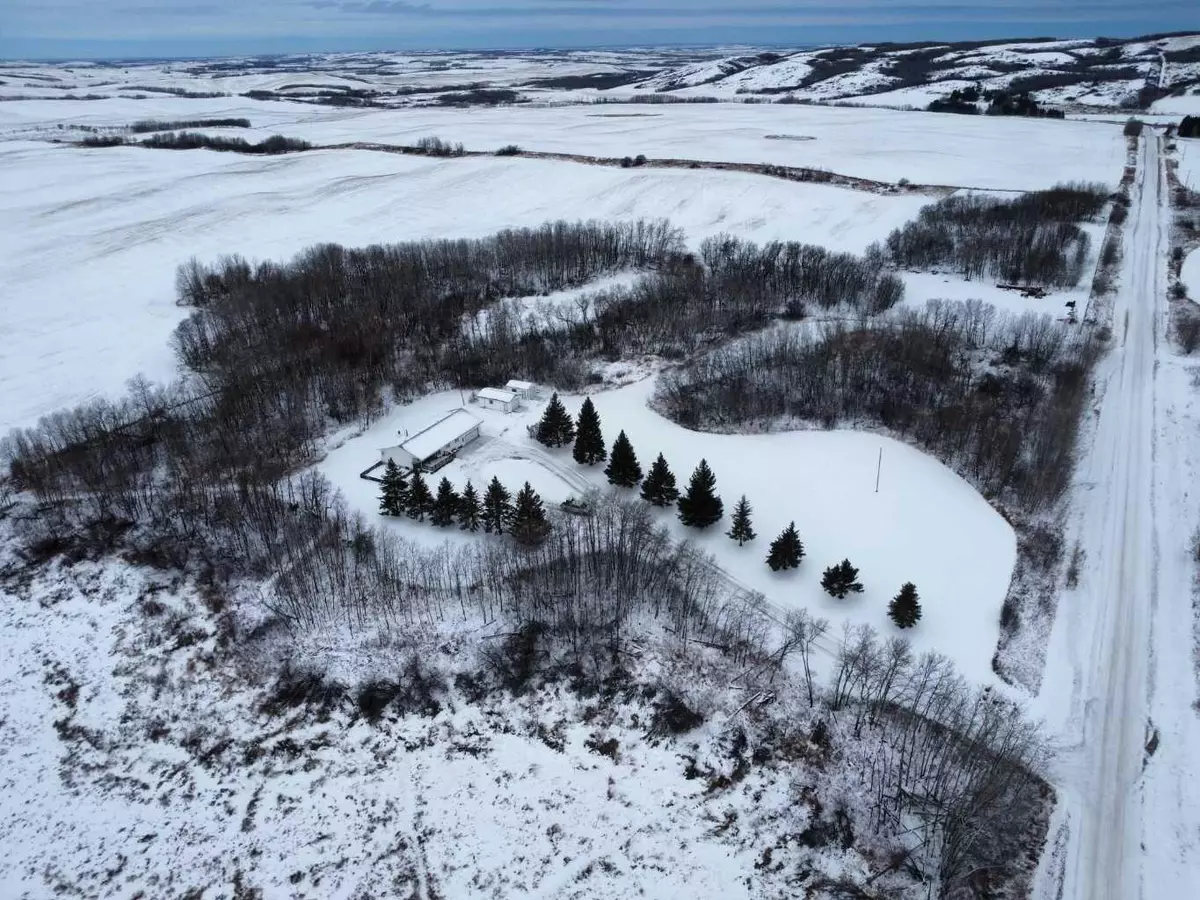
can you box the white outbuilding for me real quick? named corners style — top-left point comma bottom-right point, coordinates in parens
top-left (476, 387), bottom-right (519, 413)
top-left (380, 409), bottom-right (481, 470)
top-left (505, 379), bottom-right (535, 399)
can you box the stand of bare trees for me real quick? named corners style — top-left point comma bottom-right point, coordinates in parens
top-left (887, 183), bottom-right (1108, 287)
top-left (757, 613), bottom-right (1050, 894)
top-left (656, 300), bottom-right (1100, 514)
top-left (447, 235), bottom-right (903, 387)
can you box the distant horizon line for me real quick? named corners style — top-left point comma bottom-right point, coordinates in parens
top-left (3, 28), bottom-right (1198, 65)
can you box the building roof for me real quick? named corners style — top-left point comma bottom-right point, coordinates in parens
top-left (505, 380), bottom-right (534, 391)
top-left (478, 387), bottom-right (517, 403)
top-left (400, 409), bottom-right (480, 461)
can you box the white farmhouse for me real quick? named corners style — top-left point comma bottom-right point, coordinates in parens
top-left (476, 387), bottom-right (519, 413)
top-left (505, 379), bottom-right (535, 399)
top-left (379, 409), bottom-right (481, 470)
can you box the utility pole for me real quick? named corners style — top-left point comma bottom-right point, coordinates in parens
top-left (875, 447), bottom-right (883, 494)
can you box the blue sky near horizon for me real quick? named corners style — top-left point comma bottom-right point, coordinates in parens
top-left (1, 0), bottom-right (1195, 60)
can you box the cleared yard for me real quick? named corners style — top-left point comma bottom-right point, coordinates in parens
top-left (321, 377), bottom-right (1016, 686)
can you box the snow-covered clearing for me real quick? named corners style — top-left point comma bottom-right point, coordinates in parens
top-left (320, 377), bottom-right (1015, 686)
top-left (899, 270), bottom-right (1082, 318)
top-left (462, 271), bottom-right (645, 338)
top-left (0, 138), bottom-right (929, 433)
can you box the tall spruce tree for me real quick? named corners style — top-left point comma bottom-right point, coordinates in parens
top-left (572, 397), bottom-right (606, 465)
top-left (604, 430), bottom-right (643, 487)
top-left (482, 477), bottom-right (512, 534)
top-left (821, 559), bottom-right (864, 599)
top-left (458, 480), bottom-right (482, 532)
top-left (888, 582), bottom-right (922, 629)
top-left (677, 459), bottom-right (724, 528)
top-left (640, 453), bottom-right (680, 507)
top-left (510, 481), bottom-right (551, 546)
top-left (766, 522), bottom-right (805, 571)
top-left (406, 469), bottom-right (434, 521)
top-left (431, 477), bottom-right (460, 528)
top-left (536, 392), bottom-right (575, 448)
top-left (378, 458), bottom-right (408, 517)
top-left (727, 496), bottom-right (756, 546)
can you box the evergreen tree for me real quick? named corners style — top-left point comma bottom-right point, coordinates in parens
top-left (457, 480), bottom-right (482, 532)
top-left (604, 430), bottom-right (643, 487)
top-left (766, 522), bottom-right (805, 571)
top-left (510, 481), bottom-right (551, 546)
top-left (889, 582), bottom-right (922, 629)
top-left (378, 458), bottom-right (407, 517)
top-left (677, 459), bottom-right (724, 528)
top-left (640, 453), bottom-right (680, 507)
top-left (482, 476), bottom-right (512, 534)
top-left (535, 392), bottom-right (576, 448)
top-left (406, 469), bottom-right (433, 522)
top-left (821, 559), bottom-right (864, 599)
top-left (726, 495), bottom-right (756, 546)
top-left (572, 397), bottom-right (606, 466)
top-left (431, 477), bottom-right (460, 528)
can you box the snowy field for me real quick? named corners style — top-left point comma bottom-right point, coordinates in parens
top-left (0, 138), bottom-right (932, 433)
top-left (251, 103), bottom-right (1127, 190)
top-left (319, 378), bottom-right (1016, 686)
top-left (0, 93), bottom-right (1128, 192)
top-left (1151, 93), bottom-right (1200, 116)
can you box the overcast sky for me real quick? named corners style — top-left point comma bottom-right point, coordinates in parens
top-left (1, 0), bottom-right (1194, 59)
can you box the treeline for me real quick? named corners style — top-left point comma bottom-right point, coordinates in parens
top-left (451, 236), bottom-right (903, 388)
top-left (1180, 115), bottom-right (1200, 139)
top-left (169, 223), bottom-right (901, 443)
top-left (413, 135), bottom-right (465, 157)
top-left (655, 300), bottom-right (1100, 513)
top-left (129, 117), bottom-right (250, 133)
top-left (172, 220), bottom-right (681, 445)
top-left (141, 131), bottom-right (312, 154)
top-left (984, 90), bottom-right (1065, 118)
top-left (124, 84), bottom-right (227, 99)
top-left (435, 88), bottom-right (523, 106)
top-left (886, 183), bottom-right (1107, 287)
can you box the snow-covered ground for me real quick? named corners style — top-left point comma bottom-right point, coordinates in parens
top-left (1177, 137), bottom-right (1200, 191)
top-left (1153, 93), bottom-right (1200, 116)
top-left (190, 102), bottom-right (1126, 190)
top-left (319, 377), bottom-right (1016, 686)
top-left (0, 138), bottom-right (930, 433)
top-left (0, 552), bottom-right (853, 900)
top-left (0, 92), bottom-right (1128, 191)
top-left (1184, 247), bottom-right (1200, 297)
